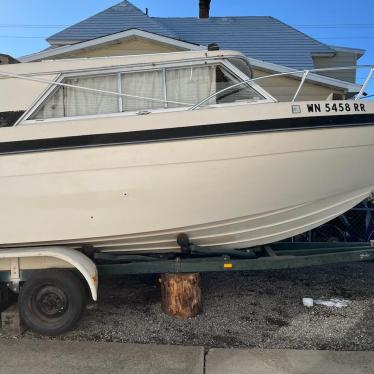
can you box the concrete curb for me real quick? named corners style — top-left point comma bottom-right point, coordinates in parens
top-left (205, 348), bottom-right (374, 374)
top-left (1, 339), bottom-right (374, 374)
top-left (0, 339), bottom-right (204, 374)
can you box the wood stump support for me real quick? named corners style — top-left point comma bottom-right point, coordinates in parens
top-left (160, 273), bottom-right (202, 319)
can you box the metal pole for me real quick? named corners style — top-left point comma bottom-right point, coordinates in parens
top-left (292, 70), bottom-right (309, 103)
top-left (356, 67), bottom-right (374, 100)
top-left (117, 72), bottom-right (123, 112)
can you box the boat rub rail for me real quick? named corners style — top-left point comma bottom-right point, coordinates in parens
top-left (0, 113), bottom-right (374, 156)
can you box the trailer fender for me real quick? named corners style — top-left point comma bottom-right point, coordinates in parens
top-left (0, 246), bottom-right (98, 301)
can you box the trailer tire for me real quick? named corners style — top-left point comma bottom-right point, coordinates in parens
top-left (18, 269), bottom-right (86, 336)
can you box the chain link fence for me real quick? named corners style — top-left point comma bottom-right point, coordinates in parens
top-left (288, 199), bottom-right (374, 243)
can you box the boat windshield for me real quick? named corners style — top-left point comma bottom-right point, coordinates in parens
top-left (29, 62), bottom-right (265, 121)
top-left (228, 57), bottom-right (253, 78)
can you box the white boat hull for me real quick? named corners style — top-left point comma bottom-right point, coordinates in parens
top-left (1, 102), bottom-right (374, 252)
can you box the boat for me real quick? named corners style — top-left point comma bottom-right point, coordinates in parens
top-left (0, 50), bottom-right (374, 253)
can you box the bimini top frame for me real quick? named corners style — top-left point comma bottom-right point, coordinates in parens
top-left (190, 65), bottom-right (374, 110)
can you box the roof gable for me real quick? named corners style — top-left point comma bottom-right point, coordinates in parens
top-left (20, 29), bottom-right (204, 62)
top-left (48, 1), bottom-right (178, 44)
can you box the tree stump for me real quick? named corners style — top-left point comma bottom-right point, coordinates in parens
top-left (160, 273), bottom-right (202, 319)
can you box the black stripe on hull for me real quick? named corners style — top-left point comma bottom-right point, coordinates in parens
top-left (1, 113), bottom-right (374, 155)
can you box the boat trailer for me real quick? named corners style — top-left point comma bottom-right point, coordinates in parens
top-left (0, 237), bottom-right (374, 336)
top-left (95, 235), bottom-right (374, 276)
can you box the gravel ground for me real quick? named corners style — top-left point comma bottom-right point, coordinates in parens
top-left (9, 262), bottom-right (374, 350)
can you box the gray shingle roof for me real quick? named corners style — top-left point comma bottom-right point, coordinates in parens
top-left (47, 1), bottom-right (336, 70)
top-left (47, 1), bottom-right (178, 42)
top-left (157, 17), bottom-right (335, 69)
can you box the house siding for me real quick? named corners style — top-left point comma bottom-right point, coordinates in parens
top-left (0, 54), bottom-right (19, 65)
top-left (313, 52), bottom-right (358, 83)
top-left (253, 69), bottom-right (344, 102)
top-left (0, 55), bottom-right (11, 65)
top-left (60, 37), bottom-right (183, 59)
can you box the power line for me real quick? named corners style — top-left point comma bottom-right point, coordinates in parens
top-left (0, 35), bottom-right (47, 39)
top-left (0, 22), bottom-right (373, 26)
top-left (2, 35), bottom-right (374, 40)
top-left (0, 24), bottom-right (68, 28)
top-left (294, 23), bottom-right (374, 28)
top-left (319, 36), bottom-right (374, 39)
top-left (0, 26), bottom-right (64, 29)
top-left (0, 22), bottom-right (373, 29)
top-left (297, 26), bottom-right (374, 29)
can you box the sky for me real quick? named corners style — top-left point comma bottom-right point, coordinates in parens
top-left (1, 0), bottom-right (373, 93)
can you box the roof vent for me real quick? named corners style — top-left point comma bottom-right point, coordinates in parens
top-left (214, 17), bottom-right (234, 24)
top-left (208, 43), bottom-right (220, 51)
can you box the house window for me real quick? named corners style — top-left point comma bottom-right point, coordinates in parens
top-left (30, 62), bottom-right (265, 121)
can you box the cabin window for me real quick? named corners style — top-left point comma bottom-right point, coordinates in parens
top-left (228, 57), bottom-right (253, 78)
top-left (64, 75), bottom-right (118, 116)
top-left (166, 66), bottom-right (217, 108)
top-left (32, 86), bottom-right (65, 119)
top-left (215, 65), bottom-right (264, 104)
top-left (32, 74), bottom-right (118, 120)
top-left (122, 70), bottom-right (164, 112)
top-left (29, 62), bottom-right (266, 121)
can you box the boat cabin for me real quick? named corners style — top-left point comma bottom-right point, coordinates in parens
top-left (0, 50), bottom-right (275, 126)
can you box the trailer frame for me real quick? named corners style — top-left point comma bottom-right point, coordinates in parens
top-left (0, 242), bottom-right (373, 285)
top-left (94, 241), bottom-right (374, 277)
top-left (0, 241), bottom-right (373, 290)
top-left (1, 240), bottom-right (374, 336)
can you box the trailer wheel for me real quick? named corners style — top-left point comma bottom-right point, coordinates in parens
top-left (18, 269), bottom-right (86, 336)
